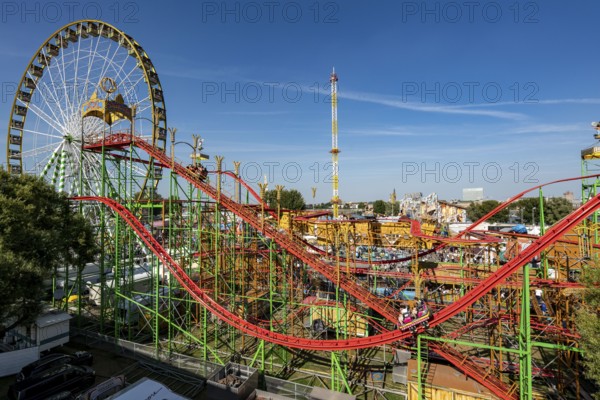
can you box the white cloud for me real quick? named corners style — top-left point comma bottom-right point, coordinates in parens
top-left (338, 90), bottom-right (530, 120)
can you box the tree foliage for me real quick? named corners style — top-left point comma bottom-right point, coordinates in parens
top-left (466, 197), bottom-right (573, 225)
top-left (373, 200), bottom-right (387, 215)
top-left (466, 200), bottom-right (509, 223)
top-left (509, 197), bottom-right (539, 224)
top-left (0, 169), bottom-right (97, 338)
top-left (544, 197), bottom-right (573, 225)
top-left (265, 189), bottom-right (305, 211)
top-left (505, 197), bottom-right (573, 225)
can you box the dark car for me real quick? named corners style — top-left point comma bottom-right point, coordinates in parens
top-left (17, 351), bottom-right (93, 382)
top-left (8, 364), bottom-right (95, 400)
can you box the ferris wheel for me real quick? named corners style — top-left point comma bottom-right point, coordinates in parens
top-left (6, 20), bottom-right (167, 198)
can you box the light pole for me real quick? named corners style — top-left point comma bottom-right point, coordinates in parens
top-left (520, 207), bottom-right (524, 224)
top-left (532, 207), bottom-right (536, 226)
top-left (169, 127), bottom-right (177, 170)
top-left (275, 185), bottom-right (284, 219)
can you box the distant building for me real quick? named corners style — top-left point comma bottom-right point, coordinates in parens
top-left (342, 202), bottom-right (360, 210)
top-left (564, 191), bottom-right (574, 203)
top-left (463, 188), bottom-right (484, 202)
top-left (563, 191), bottom-right (580, 208)
top-left (438, 201), bottom-right (467, 223)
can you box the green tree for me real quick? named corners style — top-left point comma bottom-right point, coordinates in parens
top-left (576, 267), bottom-right (600, 394)
top-left (545, 197), bottom-right (573, 225)
top-left (0, 168), bottom-right (97, 339)
top-left (508, 197), bottom-right (573, 225)
top-left (265, 189), bottom-right (305, 211)
top-left (466, 200), bottom-right (509, 223)
top-left (508, 197), bottom-right (539, 224)
top-left (373, 200), bottom-right (387, 215)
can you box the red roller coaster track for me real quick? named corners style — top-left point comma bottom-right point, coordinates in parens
top-left (78, 134), bottom-right (600, 399)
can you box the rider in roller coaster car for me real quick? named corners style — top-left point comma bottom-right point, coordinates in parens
top-left (397, 298), bottom-right (430, 332)
top-left (188, 164), bottom-right (208, 181)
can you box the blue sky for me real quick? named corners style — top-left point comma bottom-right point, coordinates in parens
top-left (1, 1), bottom-right (599, 203)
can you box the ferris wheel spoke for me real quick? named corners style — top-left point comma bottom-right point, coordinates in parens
top-left (37, 144), bottom-right (65, 178)
top-left (22, 127), bottom-right (64, 142)
top-left (37, 62), bottom-right (71, 128)
top-left (64, 143), bottom-right (83, 195)
top-left (79, 160), bottom-right (98, 194)
top-left (114, 62), bottom-right (142, 99)
top-left (71, 38), bottom-right (83, 123)
top-left (100, 37), bottom-right (127, 83)
top-left (32, 77), bottom-right (71, 132)
top-left (107, 50), bottom-right (132, 85)
top-left (61, 45), bottom-right (91, 133)
top-left (56, 42), bottom-right (72, 124)
top-left (83, 120), bottom-right (106, 140)
top-left (40, 145), bottom-right (63, 178)
top-left (35, 52), bottom-right (64, 119)
top-left (84, 35), bottom-right (103, 93)
top-left (124, 79), bottom-right (148, 112)
top-left (133, 100), bottom-right (151, 114)
top-left (20, 140), bottom-right (64, 158)
top-left (64, 46), bottom-right (85, 125)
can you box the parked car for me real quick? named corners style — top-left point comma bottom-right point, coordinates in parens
top-left (8, 364), bottom-right (95, 400)
top-left (17, 351), bottom-right (93, 382)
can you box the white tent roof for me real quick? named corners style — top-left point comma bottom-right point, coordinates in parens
top-left (35, 310), bottom-right (72, 328)
top-left (108, 377), bottom-right (190, 400)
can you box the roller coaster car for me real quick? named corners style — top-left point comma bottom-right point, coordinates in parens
top-left (397, 304), bottom-right (431, 334)
top-left (187, 164), bottom-right (208, 181)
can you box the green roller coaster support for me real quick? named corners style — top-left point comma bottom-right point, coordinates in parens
top-left (213, 203), bottom-right (220, 354)
top-left (269, 238), bottom-right (275, 332)
top-left (203, 307), bottom-right (208, 361)
top-left (417, 335), bottom-right (424, 400)
top-left (519, 263), bottom-right (533, 400)
top-left (114, 214), bottom-right (120, 339)
top-left (186, 181), bottom-right (193, 351)
top-left (419, 335), bottom-right (524, 355)
top-left (330, 352), bottom-right (352, 394)
top-left (98, 128), bottom-right (107, 332)
top-left (249, 340), bottom-right (265, 370)
top-left (147, 165), bottom-right (158, 357)
top-left (582, 158), bottom-right (600, 245)
top-left (531, 341), bottom-right (581, 353)
top-left (168, 172), bottom-right (175, 355)
top-left (282, 250), bottom-right (289, 365)
top-left (538, 188), bottom-right (546, 235)
top-left (114, 292), bottom-right (223, 363)
top-left (538, 188), bottom-right (549, 279)
top-left (269, 235), bottom-right (276, 371)
top-left (214, 196), bottom-right (220, 302)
